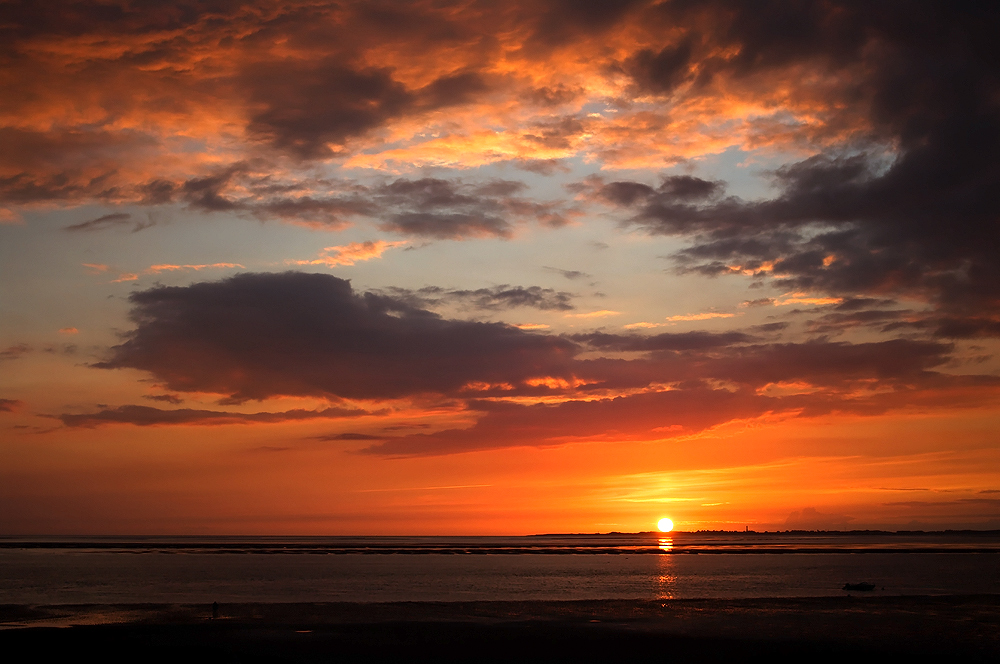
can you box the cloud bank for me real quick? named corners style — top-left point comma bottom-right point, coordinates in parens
top-left (83, 272), bottom-right (999, 455)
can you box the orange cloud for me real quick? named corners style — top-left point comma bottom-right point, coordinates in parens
top-left (565, 310), bottom-right (621, 319)
top-left (0, 0), bottom-right (881, 216)
top-left (524, 376), bottom-right (598, 390)
top-left (291, 240), bottom-right (408, 267)
top-left (774, 293), bottom-right (844, 306)
top-left (147, 263), bottom-right (245, 273)
top-left (664, 312), bottom-right (736, 322)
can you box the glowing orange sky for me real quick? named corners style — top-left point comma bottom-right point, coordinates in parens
top-left (2, 1), bottom-right (999, 534)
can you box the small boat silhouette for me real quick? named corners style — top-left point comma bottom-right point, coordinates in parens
top-left (842, 582), bottom-right (876, 591)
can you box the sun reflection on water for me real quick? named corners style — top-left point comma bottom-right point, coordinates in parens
top-left (656, 539), bottom-right (676, 599)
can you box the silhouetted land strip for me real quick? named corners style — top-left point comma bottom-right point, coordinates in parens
top-left (2, 595), bottom-right (997, 662)
top-left (3, 530), bottom-right (999, 555)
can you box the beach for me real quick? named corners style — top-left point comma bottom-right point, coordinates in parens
top-left (2, 596), bottom-right (998, 662)
top-left (4, 535), bottom-right (998, 661)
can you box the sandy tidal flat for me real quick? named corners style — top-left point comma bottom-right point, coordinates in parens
top-left (1, 596), bottom-right (998, 662)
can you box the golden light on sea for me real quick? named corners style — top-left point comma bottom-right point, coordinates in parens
top-left (657, 518), bottom-right (674, 532)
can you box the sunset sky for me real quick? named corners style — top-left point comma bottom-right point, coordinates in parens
top-left (2, 0), bottom-right (999, 535)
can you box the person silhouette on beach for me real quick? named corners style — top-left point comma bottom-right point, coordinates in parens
top-left (212, 601), bottom-right (219, 619)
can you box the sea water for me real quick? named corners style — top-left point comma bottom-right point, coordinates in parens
top-left (2, 532), bottom-right (998, 604)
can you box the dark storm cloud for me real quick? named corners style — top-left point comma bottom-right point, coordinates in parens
top-left (58, 404), bottom-right (370, 428)
top-left (98, 273), bottom-right (961, 402)
top-left (96, 272), bottom-right (578, 402)
top-left (595, 2), bottom-right (1000, 334)
top-left (97, 273), bottom-right (953, 400)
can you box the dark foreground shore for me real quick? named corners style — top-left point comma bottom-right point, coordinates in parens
top-left (2, 596), bottom-right (998, 663)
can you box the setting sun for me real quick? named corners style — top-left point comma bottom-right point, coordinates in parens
top-left (2, 0), bottom-right (999, 542)
top-left (1, 3), bottom-right (998, 659)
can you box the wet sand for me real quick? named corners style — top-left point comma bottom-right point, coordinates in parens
top-left (2, 595), bottom-right (998, 662)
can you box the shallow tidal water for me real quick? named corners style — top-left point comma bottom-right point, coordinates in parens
top-left (2, 532), bottom-right (998, 604)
